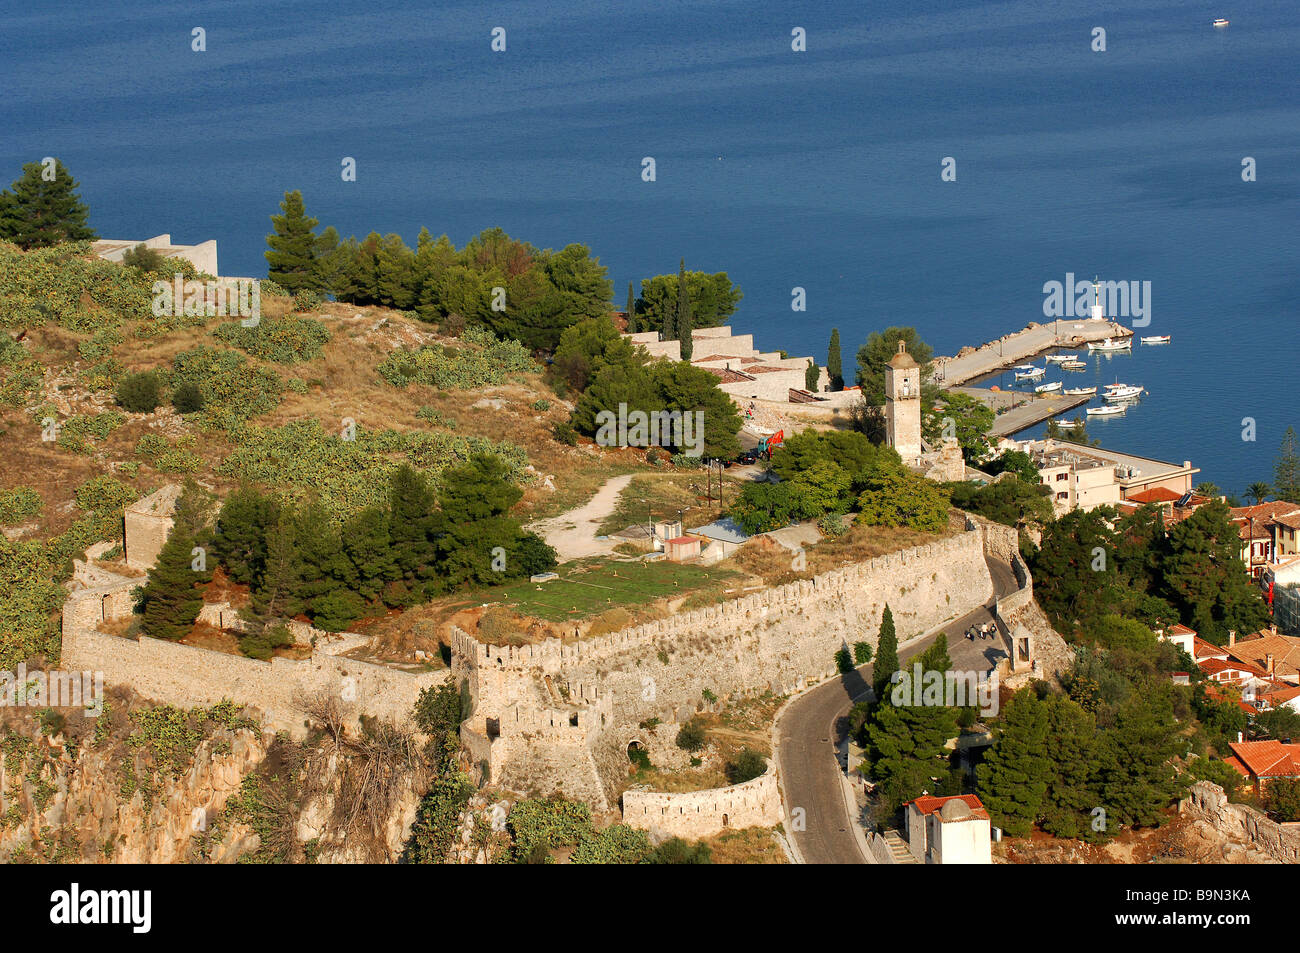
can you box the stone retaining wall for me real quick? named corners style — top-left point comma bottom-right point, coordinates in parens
top-left (622, 762), bottom-right (781, 839)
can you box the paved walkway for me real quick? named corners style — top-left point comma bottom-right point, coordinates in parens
top-left (775, 556), bottom-right (1018, 864)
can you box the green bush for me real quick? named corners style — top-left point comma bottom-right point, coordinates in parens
top-left (853, 641), bottom-right (873, 665)
top-left (238, 624), bottom-right (293, 661)
top-left (378, 330), bottom-right (533, 390)
top-left (172, 382), bottom-right (204, 413)
top-left (675, 719), bottom-right (707, 752)
top-left (836, 647), bottom-right (853, 674)
top-left (115, 371), bottom-right (161, 412)
top-left (725, 748), bottom-right (767, 785)
top-left (292, 288), bottom-right (323, 312)
top-left (213, 316), bottom-right (330, 364)
top-left (553, 421), bottom-right (578, 446)
top-left (0, 487), bottom-right (42, 525)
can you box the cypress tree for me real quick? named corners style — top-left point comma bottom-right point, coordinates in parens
top-left (264, 190), bottom-right (319, 293)
top-left (625, 281), bottom-right (638, 333)
top-left (1275, 427), bottom-right (1300, 503)
top-left (675, 258), bottom-right (693, 359)
top-left (0, 159), bottom-right (96, 249)
top-left (827, 328), bottom-right (843, 390)
top-left (872, 605), bottom-right (899, 700)
top-left (805, 359), bottom-right (818, 392)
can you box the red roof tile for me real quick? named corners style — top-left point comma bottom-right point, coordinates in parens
top-left (1127, 486), bottom-right (1183, 504)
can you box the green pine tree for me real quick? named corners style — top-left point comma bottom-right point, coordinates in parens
top-left (388, 464), bottom-right (439, 602)
top-left (827, 328), bottom-right (843, 391)
top-left (976, 689), bottom-right (1051, 837)
top-left (872, 605), bottom-right (899, 700)
top-left (139, 493), bottom-right (211, 641)
top-left (247, 509), bottom-right (303, 625)
top-left (264, 190), bottom-right (319, 293)
top-left (0, 159), bottom-right (96, 249)
top-left (675, 258), bottom-right (693, 359)
top-left (1275, 427), bottom-right (1300, 503)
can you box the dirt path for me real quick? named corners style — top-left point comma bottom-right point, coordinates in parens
top-left (526, 473), bottom-right (637, 563)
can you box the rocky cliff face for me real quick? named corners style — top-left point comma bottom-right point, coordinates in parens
top-left (0, 719), bottom-right (267, 864)
top-left (0, 691), bottom-right (433, 864)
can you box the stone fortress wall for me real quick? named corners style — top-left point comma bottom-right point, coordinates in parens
top-left (60, 582), bottom-right (445, 740)
top-left (455, 521), bottom-right (1023, 816)
top-left (622, 761), bottom-right (782, 839)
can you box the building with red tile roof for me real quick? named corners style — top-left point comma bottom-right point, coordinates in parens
top-left (1225, 740), bottom-right (1300, 793)
top-left (905, 795), bottom-right (991, 864)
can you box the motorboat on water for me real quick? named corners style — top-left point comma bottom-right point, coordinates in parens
top-left (1140, 335), bottom-right (1171, 344)
top-left (1104, 385), bottom-right (1144, 401)
top-left (1062, 386), bottom-right (1097, 396)
top-left (1088, 337), bottom-right (1132, 352)
top-left (1035, 381), bottom-right (1062, 393)
top-left (1087, 404), bottom-right (1125, 417)
top-left (1045, 354), bottom-right (1078, 363)
top-left (1213, 18), bottom-right (1229, 28)
top-left (1061, 360), bottom-right (1087, 370)
top-left (1056, 419), bottom-right (1083, 429)
top-left (1014, 366), bottom-right (1045, 380)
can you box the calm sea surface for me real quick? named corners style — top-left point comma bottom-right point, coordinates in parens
top-left (2, 0), bottom-right (1297, 493)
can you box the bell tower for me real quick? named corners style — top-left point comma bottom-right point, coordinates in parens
top-left (885, 339), bottom-right (922, 462)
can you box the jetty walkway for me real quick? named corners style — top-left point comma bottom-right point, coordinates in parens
top-left (935, 318), bottom-right (1132, 388)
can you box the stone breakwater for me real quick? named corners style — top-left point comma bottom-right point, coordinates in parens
top-left (453, 522), bottom-right (1019, 811)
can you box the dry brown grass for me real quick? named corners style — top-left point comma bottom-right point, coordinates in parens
top-left (702, 826), bottom-right (789, 864)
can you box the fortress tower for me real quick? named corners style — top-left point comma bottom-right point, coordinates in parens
top-left (885, 339), bottom-right (922, 463)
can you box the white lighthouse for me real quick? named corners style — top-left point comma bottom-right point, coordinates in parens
top-left (1089, 276), bottom-right (1105, 321)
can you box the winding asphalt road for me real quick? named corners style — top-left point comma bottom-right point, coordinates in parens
top-left (776, 556), bottom-right (1019, 864)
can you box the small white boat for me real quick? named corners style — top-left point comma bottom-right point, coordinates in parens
top-left (1056, 419), bottom-right (1083, 429)
top-left (1013, 364), bottom-right (1037, 371)
top-left (1140, 335), bottom-right (1171, 344)
top-left (1087, 405), bottom-right (1125, 417)
top-left (1014, 366), bottom-right (1045, 380)
top-left (1213, 18), bottom-right (1229, 28)
top-left (1104, 385), bottom-right (1144, 401)
top-left (1060, 360), bottom-right (1087, 370)
top-left (1034, 381), bottom-right (1062, 393)
top-left (1045, 354), bottom-right (1078, 363)
top-left (1062, 386), bottom-right (1097, 396)
top-left (1088, 337), bottom-right (1132, 352)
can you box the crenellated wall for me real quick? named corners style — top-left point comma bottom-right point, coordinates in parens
top-left (456, 522), bottom-right (1015, 810)
top-left (61, 588), bottom-right (445, 739)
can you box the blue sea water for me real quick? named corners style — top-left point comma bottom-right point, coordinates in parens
top-left (1, 0), bottom-right (1296, 494)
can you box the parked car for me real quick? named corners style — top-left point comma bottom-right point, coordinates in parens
top-left (736, 451), bottom-right (758, 465)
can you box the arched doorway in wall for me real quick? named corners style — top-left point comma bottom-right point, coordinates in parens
top-left (626, 739), bottom-right (650, 772)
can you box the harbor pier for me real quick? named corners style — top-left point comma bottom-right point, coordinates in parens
top-left (936, 319), bottom-right (1132, 388)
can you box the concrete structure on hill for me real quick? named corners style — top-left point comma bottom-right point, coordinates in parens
top-left (905, 794), bottom-right (992, 864)
top-left (124, 484), bottom-right (182, 570)
top-left (92, 234), bottom-right (219, 276)
top-left (621, 326), bottom-right (828, 402)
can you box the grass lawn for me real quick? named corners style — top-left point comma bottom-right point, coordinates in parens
top-left (490, 557), bottom-right (737, 622)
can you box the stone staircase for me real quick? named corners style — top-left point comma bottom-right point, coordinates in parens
top-left (882, 830), bottom-right (920, 864)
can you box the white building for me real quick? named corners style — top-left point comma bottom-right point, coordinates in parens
top-left (905, 794), bottom-right (992, 864)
